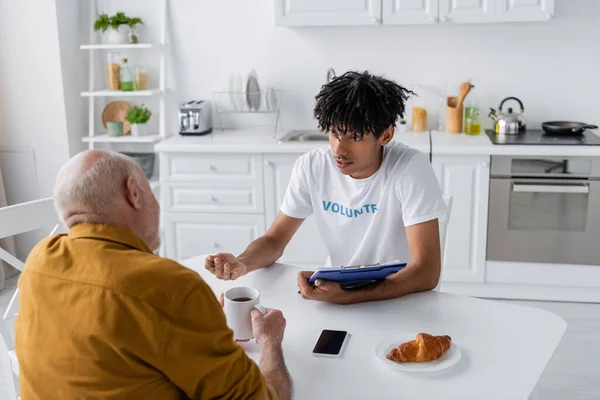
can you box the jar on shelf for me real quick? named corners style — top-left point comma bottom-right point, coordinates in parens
top-left (411, 106), bottom-right (428, 132)
top-left (464, 100), bottom-right (481, 135)
top-left (106, 52), bottom-right (121, 90)
top-left (128, 28), bottom-right (139, 44)
top-left (134, 66), bottom-right (150, 91)
top-left (120, 58), bottom-right (134, 92)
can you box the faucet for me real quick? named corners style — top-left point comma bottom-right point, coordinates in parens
top-left (326, 68), bottom-right (336, 83)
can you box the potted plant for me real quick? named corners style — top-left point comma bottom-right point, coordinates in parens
top-left (94, 11), bottom-right (130, 44)
top-left (127, 17), bottom-right (144, 44)
top-left (126, 104), bottom-right (152, 136)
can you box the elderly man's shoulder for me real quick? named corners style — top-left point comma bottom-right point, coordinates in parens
top-left (118, 252), bottom-right (208, 297)
top-left (116, 253), bottom-right (219, 314)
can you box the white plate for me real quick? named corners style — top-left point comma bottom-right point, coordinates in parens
top-left (268, 87), bottom-right (278, 111)
top-left (228, 73), bottom-right (238, 111)
top-left (374, 333), bottom-right (461, 373)
top-left (246, 70), bottom-right (261, 111)
top-left (234, 73), bottom-right (245, 111)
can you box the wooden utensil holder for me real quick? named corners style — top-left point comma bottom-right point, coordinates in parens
top-left (446, 96), bottom-right (464, 134)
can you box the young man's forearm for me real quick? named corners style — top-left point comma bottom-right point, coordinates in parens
top-left (238, 236), bottom-right (285, 273)
top-left (348, 262), bottom-right (440, 303)
top-left (260, 342), bottom-right (292, 400)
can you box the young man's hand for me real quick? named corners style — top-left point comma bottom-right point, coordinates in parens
top-left (205, 253), bottom-right (248, 280)
top-left (296, 271), bottom-right (354, 305)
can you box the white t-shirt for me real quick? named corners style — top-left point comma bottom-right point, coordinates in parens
top-left (280, 142), bottom-right (447, 267)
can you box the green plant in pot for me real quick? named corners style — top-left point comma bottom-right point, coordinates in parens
top-left (127, 17), bottom-right (144, 44)
top-left (94, 11), bottom-right (138, 45)
top-left (126, 104), bottom-right (152, 136)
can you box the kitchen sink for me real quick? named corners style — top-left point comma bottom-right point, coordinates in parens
top-left (278, 130), bottom-right (328, 143)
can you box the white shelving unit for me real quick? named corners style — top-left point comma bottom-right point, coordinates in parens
top-left (80, 43), bottom-right (161, 50)
top-left (81, 89), bottom-right (162, 97)
top-left (82, 133), bottom-right (163, 144)
top-left (81, 0), bottom-right (168, 191)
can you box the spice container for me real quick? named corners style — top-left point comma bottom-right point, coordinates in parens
top-left (411, 107), bottom-right (428, 132)
top-left (134, 66), bottom-right (149, 91)
top-left (120, 58), bottom-right (134, 91)
top-left (106, 52), bottom-right (121, 90)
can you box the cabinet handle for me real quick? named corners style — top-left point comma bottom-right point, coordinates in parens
top-left (440, 16), bottom-right (449, 23)
top-left (371, 16), bottom-right (381, 24)
top-left (209, 195), bottom-right (217, 203)
top-left (264, 160), bottom-right (273, 167)
top-left (545, 13), bottom-right (553, 19)
top-left (430, 16), bottom-right (438, 22)
top-left (206, 164), bottom-right (215, 171)
top-left (213, 242), bottom-right (220, 248)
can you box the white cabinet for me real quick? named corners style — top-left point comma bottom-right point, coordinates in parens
top-left (496, 0), bottom-right (555, 22)
top-left (160, 152), bottom-right (266, 262)
top-left (432, 154), bottom-right (490, 283)
top-left (381, 0), bottom-right (438, 25)
top-left (164, 213), bottom-right (265, 261)
top-left (275, 0), bottom-right (554, 26)
top-left (275, 0), bottom-right (382, 26)
top-left (439, 0), bottom-right (495, 24)
top-left (264, 154), bottom-right (329, 265)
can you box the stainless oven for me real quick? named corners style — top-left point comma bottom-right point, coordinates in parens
top-left (488, 155), bottom-right (600, 265)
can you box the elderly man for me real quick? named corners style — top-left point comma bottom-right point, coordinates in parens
top-left (15, 149), bottom-right (291, 400)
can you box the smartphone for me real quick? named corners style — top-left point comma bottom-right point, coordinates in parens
top-left (312, 330), bottom-right (350, 358)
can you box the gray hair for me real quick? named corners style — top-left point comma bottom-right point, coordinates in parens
top-left (53, 150), bottom-right (144, 222)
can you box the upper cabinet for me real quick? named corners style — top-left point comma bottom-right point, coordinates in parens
top-left (496, 0), bottom-right (555, 22)
top-left (275, 0), bottom-right (555, 26)
top-left (381, 0), bottom-right (438, 25)
top-left (438, 0), bottom-right (495, 24)
top-left (275, 0), bottom-right (382, 27)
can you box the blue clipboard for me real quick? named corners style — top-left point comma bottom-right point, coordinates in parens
top-left (307, 261), bottom-right (407, 285)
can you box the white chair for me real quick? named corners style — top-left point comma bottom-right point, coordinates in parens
top-left (0, 198), bottom-right (61, 400)
top-left (433, 195), bottom-right (454, 292)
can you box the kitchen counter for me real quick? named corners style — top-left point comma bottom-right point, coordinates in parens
top-left (430, 130), bottom-right (600, 156)
top-left (156, 128), bottom-right (600, 157)
top-left (155, 129), bottom-right (431, 153)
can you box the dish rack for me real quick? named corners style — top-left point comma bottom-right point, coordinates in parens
top-left (212, 89), bottom-right (284, 133)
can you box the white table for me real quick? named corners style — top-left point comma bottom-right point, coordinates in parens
top-left (184, 256), bottom-right (566, 400)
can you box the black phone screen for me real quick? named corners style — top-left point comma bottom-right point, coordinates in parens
top-left (312, 330), bottom-right (348, 355)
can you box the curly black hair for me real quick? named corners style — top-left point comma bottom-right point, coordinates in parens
top-left (314, 71), bottom-right (415, 139)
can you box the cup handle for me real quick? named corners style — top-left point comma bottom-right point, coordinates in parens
top-left (254, 304), bottom-right (267, 315)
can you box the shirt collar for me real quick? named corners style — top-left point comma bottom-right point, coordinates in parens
top-left (68, 223), bottom-right (152, 254)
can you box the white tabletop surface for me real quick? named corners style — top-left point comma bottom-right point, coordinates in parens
top-left (183, 255), bottom-right (567, 400)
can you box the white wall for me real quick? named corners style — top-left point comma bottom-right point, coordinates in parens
top-left (0, 0), bottom-right (71, 198)
top-left (97, 0), bottom-right (600, 133)
top-left (56, 0), bottom-right (89, 157)
top-left (0, 0), bottom-right (78, 258)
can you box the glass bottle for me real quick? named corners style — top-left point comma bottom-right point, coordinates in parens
top-left (120, 58), bottom-right (134, 92)
top-left (464, 100), bottom-right (481, 135)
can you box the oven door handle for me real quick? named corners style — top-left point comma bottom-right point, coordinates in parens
top-left (512, 183), bottom-right (589, 194)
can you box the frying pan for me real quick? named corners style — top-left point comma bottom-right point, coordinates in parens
top-left (542, 121), bottom-right (598, 136)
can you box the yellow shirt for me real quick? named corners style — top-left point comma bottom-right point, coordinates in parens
top-left (15, 224), bottom-right (277, 400)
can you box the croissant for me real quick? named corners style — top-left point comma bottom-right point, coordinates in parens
top-left (386, 333), bottom-right (451, 363)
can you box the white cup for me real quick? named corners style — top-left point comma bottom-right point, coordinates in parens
top-left (223, 286), bottom-right (266, 340)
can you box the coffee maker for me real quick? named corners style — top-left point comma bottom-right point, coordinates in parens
top-left (179, 100), bottom-right (213, 136)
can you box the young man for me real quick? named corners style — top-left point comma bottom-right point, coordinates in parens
top-left (205, 71), bottom-right (447, 305)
